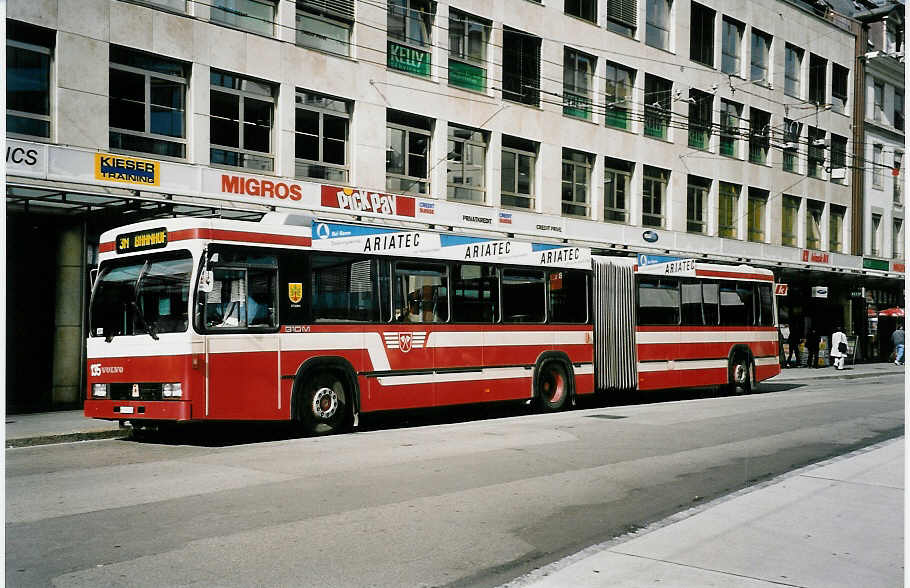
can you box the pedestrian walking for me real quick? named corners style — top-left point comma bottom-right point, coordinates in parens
top-left (892, 324), bottom-right (905, 365)
top-left (831, 326), bottom-right (848, 370)
top-left (787, 322), bottom-right (801, 367)
top-left (806, 328), bottom-right (820, 368)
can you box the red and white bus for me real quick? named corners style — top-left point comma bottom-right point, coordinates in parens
top-left (85, 216), bottom-right (780, 434)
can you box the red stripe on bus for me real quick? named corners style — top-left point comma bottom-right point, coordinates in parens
top-left (637, 341), bottom-right (778, 361)
top-left (636, 326), bottom-right (777, 333)
top-left (695, 269), bottom-right (773, 281)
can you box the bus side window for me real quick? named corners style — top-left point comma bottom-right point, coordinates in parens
top-left (247, 268), bottom-right (277, 327)
top-left (736, 282), bottom-right (756, 325)
top-left (206, 268), bottom-right (247, 328)
top-left (702, 282), bottom-right (719, 325)
top-left (680, 281), bottom-right (703, 325)
top-left (502, 269), bottom-right (546, 323)
top-left (311, 254), bottom-right (381, 323)
top-left (719, 281), bottom-right (745, 326)
top-left (452, 264), bottom-right (498, 323)
top-left (394, 263), bottom-right (448, 323)
top-left (758, 283), bottom-right (774, 326)
top-left (549, 270), bottom-right (588, 323)
top-left (637, 277), bottom-right (680, 325)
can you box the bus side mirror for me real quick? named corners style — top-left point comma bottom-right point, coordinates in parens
top-left (90, 268), bottom-right (99, 288)
top-left (198, 270), bottom-right (214, 293)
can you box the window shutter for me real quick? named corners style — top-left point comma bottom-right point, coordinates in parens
top-left (608, 0), bottom-right (637, 27)
top-left (298, 0), bottom-right (355, 21)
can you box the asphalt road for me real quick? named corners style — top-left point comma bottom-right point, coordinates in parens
top-left (6, 375), bottom-right (904, 587)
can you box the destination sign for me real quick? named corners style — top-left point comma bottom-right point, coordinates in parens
top-left (116, 228), bottom-right (168, 254)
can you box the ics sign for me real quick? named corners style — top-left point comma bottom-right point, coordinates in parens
top-left (774, 284), bottom-right (789, 296)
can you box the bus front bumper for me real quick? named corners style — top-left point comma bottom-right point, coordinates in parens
top-left (84, 400), bottom-right (192, 421)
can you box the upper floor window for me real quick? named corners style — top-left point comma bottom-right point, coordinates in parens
top-left (829, 205), bottom-right (845, 253)
top-left (718, 181), bottom-right (739, 238)
top-left (687, 89), bottom-right (712, 150)
top-left (871, 213), bottom-right (882, 256)
top-left (782, 195), bottom-right (800, 247)
top-left (893, 218), bottom-right (904, 259)
top-left (782, 119), bottom-right (802, 173)
top-left (895, 89), bottom-right (904, 131)
top-left (885, 19), bottom-right (903, 54)
top-left (386, 110), bottom-right (431, 194)
top-left (566, 0), bottom-right (597, 23)
top-left (110, 47), bottom-right (188, 160)
top-left (806, 200), bottom-right (823, 250)
top-left (719, 99), bottom-right (741, 157)
top-left (296, 0), bottom-right (354, 57)
top-left (831, 63), bottom-right (848, 114)
top-left (501, 135), bottom-right (537, 210)
top-left (784, 44), bottom-right (802, 98)
top-left (388, 0), bottom-right (435, 76)
top-left (809, 54), bottom-right (826, 105)
top-left (830, 134), bottom-right (847, 183)
top-left (721, 17), bottom-right (743, 76)
top-left (747, 187), bottom-right (767, 243)
top-left (750, 29), bottom-right (771, 85)
top-left (502, 27), bottom-right (541, 106)
top-left (894, 151), bottom-right (904, 204)
top-left (143, 0), bottom-right (187, 11)
top-left (210, 70), bottom-right (276, 171)
top-left (564, 48), bottom-right (595, 120)
top-left (605, 157), bottom-right (634, 223)
top-left (212, 0), bottom-right (276, 36)
top-left (607, 0), bottom-right (637, 37)
top-left (748, 107), bottom-right (770, 165)
top-left (689, 2), bottom-right (714, 67)
top-left (644, 74), bottom-right (671, 139)
top-left (872, 144), bottom-right (883, 188)
top-left (807, 127), bottom-right (825, 179)
top-left (562, 148), bottom-right (592, 218)
top-left (294, 90), bottom-right (350, 183)
top-left (642, 165), bottom-right (669, 228)
top-left (646, 0), bottom-right (672, 50)
top-left (448, 10), bottom-right (489, 92)
top-left (872, 80), bottom-right (884, 122)
top-left (605, 62), bottom-right (635, 130)
top-left (447, 124), bottom-right (487, 203)
top-left (686, 175), bottom-right (710, 234)
top-left (7, 20), bottom-right (54, 139)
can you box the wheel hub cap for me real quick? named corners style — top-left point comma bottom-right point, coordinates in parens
top-left (312, 387), bottom-right (339, 419)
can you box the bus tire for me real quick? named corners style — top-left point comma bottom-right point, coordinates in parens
top-left (298, 370), bottom-right (351, 436)
top-left (536, 360), bottom-right (570, 411)
top-left (729, 355), bottom-right (753, 395)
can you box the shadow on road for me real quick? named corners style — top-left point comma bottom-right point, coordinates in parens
top-left (124, 382), bottom-right (806, 447)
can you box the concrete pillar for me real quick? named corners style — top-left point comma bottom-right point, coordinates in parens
top-left (51, 223), bottom-right (85, 407)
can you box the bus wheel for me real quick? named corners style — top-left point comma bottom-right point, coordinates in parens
top-left (300, 371), bottom-right (349, 436)
top-left (730, 356), bottom-right (753, 395)
top-left (537, 361), bottom-right (569, 411)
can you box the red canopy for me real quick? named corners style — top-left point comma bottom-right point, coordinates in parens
top-left (878, 307), bottom-right (905, 317)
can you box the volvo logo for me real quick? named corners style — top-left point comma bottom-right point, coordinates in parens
top-left (642, 230), bottom-right (659, 243)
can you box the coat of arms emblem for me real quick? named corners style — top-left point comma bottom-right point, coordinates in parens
top-left (288, 282), bottom-right (303, 304)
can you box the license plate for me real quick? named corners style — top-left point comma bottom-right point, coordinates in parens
top-left (118, 406), bottom-right (134, 414)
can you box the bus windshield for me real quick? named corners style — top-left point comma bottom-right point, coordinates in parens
top-left (90, 251), bottom-right (194, 340)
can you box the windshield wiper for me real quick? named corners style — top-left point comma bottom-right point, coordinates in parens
top-left (132, 260), bottom-right (160, 341)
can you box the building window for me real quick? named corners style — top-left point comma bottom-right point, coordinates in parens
top-left (646, 0), bottom-right (671, 50)
top-left (747, 187), bottom-right (767, 243)
top-left (688, 90), bottom-right (712, 150)
top-left (829, 205), bottom-right (844, 253)
top-left (873, 80), bottom-right (884, 122)
top-left (644, 74), bottom-right (671, 139)
top-left (784, 44), bottom-right (802, 98)
top-left (690, 2), bottom-right (714, 67)
top-left (605, 62), bottom-right (635, 129)
top-left (806, 200), bottom-right (823, 250)
top-left (110, 47), bottom-right (187, 159)
top-left (566, 0), bottom-right (597, 23)
top-left (564, 48), bottom-right (595, 120)
top-left (604, 157), bottom-right (634, 223)
top-left (562, 149), bottom-right (592, 217)
top-left (830, 134), bottom-right (847, 183)
top-left (448, 10), bottom-right (489, 92)
top-left (748, 107), bottom-right (770, 165)
top-left (750, 29), bottom-right (771, 85)
top-left (807, 127), bottom-right (825, 179)
top-left (642, 166), bottom-right (669, 228)
top-left (872, 144), bottom-right (883, 188)
top-left (607, 0), bottom-right (637, 37)
top-left (721, 17), bottom-right (743, 76)
top-left (894, 151), bottom-right (903, 204)
top-left (782, 195), bottom-right (800, 247)
top-left (831, 63), bottom-right (848, 114)
top-left (141, 0), bottom-right (187, 11)
top-left (294, 90), bottom-right (350, 182)
top-left (895, 89), bottom-right (904, 131)
top-left (296, 0), bottom-right (354, 57)
top-left (388, 0), bottom-right (434, 76)
top-left (885, 19), bottom-right (903, 53)
top-left (7, 21), bottom-right (53, 139)
top-left (782, 118), bottom-right (801, 173)
top-left (871, 213), bottom-right (882, 256)
top-left (893, 218), bottom-right (904, 259)
top-left (447, 124), bottom-right (487, 203)
top-left (720, 99), bottom-right (741, 157)
top-left (210, 70), bottom-right (275, 171)
top-left (686, 175), bottom-right (710, 234)
top-left (212, 0), bottom-right (276, 36)
top-left (386, 110), bottom-right (431, 194)
top-left (501, 135), bottom-right (536, 210)
top-left (809, 53), bottom-right (826, 105)
top-left (718, 181), bottom-right (739, 238)
top-left (502, 27), bottom-right (541, 106)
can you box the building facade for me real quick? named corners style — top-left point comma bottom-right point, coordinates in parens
top-left (5, 0), bottom-right (904, 411)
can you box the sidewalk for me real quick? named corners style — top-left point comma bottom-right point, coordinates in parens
top-left (4, 362), bottom-right (904, 447)
top-left (507, 437), bottom-right (905, 588)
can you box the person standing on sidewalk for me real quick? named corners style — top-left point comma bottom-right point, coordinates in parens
top-left (831, 326), bottom-right (848, 370)
top-left (787, 322), bottom-right (801, 367)
top-left (892, 324), bottom-right (905, 365)
top-left (806, 328), bottom-right (820, 368)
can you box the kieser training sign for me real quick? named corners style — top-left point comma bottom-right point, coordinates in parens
top-left (94, 153), bottom-right (160, 186)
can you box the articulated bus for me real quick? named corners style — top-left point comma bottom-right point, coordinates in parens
top-left (85, 216), bottom-right (780, 434)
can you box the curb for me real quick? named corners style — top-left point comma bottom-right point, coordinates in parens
top-left (6, 428), bottom-right (131, 449)
top-left (770, 368), bottom-right (904, 383)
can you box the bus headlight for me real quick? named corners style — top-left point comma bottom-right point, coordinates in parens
top-left (92, 384), bottom-right (109, 398)
top-left (161, 383), bottom-right (183, 398)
